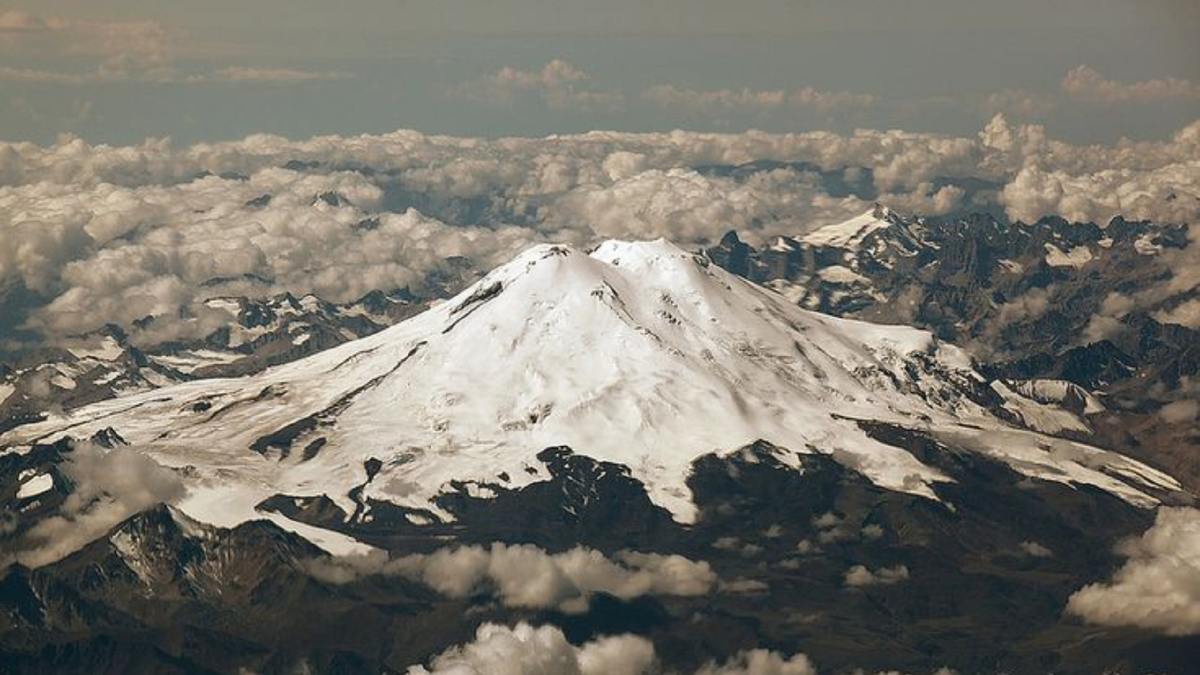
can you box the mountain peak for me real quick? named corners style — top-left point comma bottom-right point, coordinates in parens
top-left (1, 239), bottom-right (1181, 536)
top-left (801, 208), bottom-right (894, 248)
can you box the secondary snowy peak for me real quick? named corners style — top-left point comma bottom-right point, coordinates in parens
top-left (0, 239), bottom-right (1181, 530)
top-left (801, 205), bottom-right (893, 248)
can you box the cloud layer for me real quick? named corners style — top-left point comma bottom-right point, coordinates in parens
top-left (405, 622), bottom-right (655, 675)
top-left (305, 543), bottom-right (716, 613)
top-left (404, 622), bottom-right (820, 675)
top-left (404, 622), bottom-right (960, 675)
top-left (1, 115), bottom-right (1197, 349)
top-left (0, 10), bottom-right (347, 85)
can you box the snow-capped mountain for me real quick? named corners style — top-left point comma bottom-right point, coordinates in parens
top-left (0, 240), bottom-right (1181, 544)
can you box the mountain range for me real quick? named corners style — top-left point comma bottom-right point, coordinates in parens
top-left (1, 214), bottom-right (1197, 675)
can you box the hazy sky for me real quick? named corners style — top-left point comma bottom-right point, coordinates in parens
top-left (1, 0), bottom-right (1198, 145)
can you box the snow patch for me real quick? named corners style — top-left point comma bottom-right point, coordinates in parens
top-left (17, 473), bottom-right (54, 499)
top-left (1134, 234), bottom-right (1163, 256)
top-left (991, 381), bottom-right (1090, 435)
top-left (817, 265), bottom-right (871, 286)
top-left (1044, 243), bottom-right (1093, 268)
top-left (998, 259), bottom-right (1024, 274)
top-left (66, 336), bottom-right (124, 362)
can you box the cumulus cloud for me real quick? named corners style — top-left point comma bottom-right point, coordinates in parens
top-left (404, 622), bottom-right (656, 675)
top-left (1, 115), bottom-right (1198, 348)
top-left (981, 88), bottom-right (1059, 119)
top-left (541, 167), bottom-right (859, 244)
top-left (447, 59), bottom-right (625, 112)
top-left (2, 441), bottom-right (185, 570)
top-left (696, 650), bottom-right (817, 675)
top-left (1019, 541), bottom-right (1053, 558)
top-left (1066, 507), bottom-right (1200, 635)
top-left (844, 564), bottom-right (910, 587)
top-left (1000, 160), bottom-right (1200, 226)
top-left (1, 168), bottom-right (539, 343)
top-left (1155, 298), bottom-right (1200, 329)
top-left (1062, 66), bottom-right (1200, 104)
top-left (642, 84), bottom-right (875, 116)
top-left (404, 623), bottom-right (818, 675)
top-left (305, 543), bottom-right (716, 613)
top-left (208, 67), bottom-right (352, 83)
top-left (0, 66), bottom-right (90, 85)
top-left (1159, 400), bottom-right (1199, 424)
top-left (0, 10), bottom-right (349, 86)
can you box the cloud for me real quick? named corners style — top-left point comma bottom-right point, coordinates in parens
top-left (541, 167), bottom-right (860, 244)
top-left (209, 67), bottom-right (351, 83)
top-left (0, 10), bottom-right (175, 83)
top-left (1155, 298), bottom-right (1200, 329)
top-left (0, 66), bottom-right (89, 85)
top-left (695, 650), bottom-right (816, 675)
top-left (1066, 507), bottom-right (1200, 635)
top-left (2, 442), bottom-right (185, 570)
top-left (447, 59), bottom-right (625, 113)
top-left (1019, 541), bottom-right (1053, 558)
top-left (0, 10), bottom-right (61, 32)
top-left (1000, 159), bottom-right (1200, 226)
top-left (981, 89), bottom-right (1059, 119)
top-left (405, 623), bottom-right (819, 675)
top-left (844, 564), bottom-right (910, 587)
top-left (643, 84), bottom-right (875, 116)
top-left (305, 543), bottom-right (716, 613)
top-left (0, 10), bottom-right (348, 86)
top-left (1062, 66), bottom-right (1200, 104)
top-left (1, 168), bottom-right (540, 343)
top-left (1, 116), bottom-right (1198, 348)
top-left (405, 622), bottom-right (656, 675)
top-left (1159, 400), bottom-right (1199, 424)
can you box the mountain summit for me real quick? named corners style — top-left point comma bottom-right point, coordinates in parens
top-left (1, 239), bottom-right (1180, 536)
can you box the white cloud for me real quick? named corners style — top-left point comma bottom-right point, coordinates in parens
top-left (404, 622), bottom-right (656, 675)
top-left (696, 650), bottom-right (816, 675)
top-left (0, 169), bottom-right (539, 343)
top-left (209, 67), bottom-right (351, 83)
top-left (844, 564), bottom-right (910, 587)
top-left (404, 623), bottom-right (820, 675)
top-left (305, 543), bottom-right (716, 613)
top-left (448, 59), bottom-right (625, 112)
top-left (0, 66), bottom-right (89, 85)
top-left (1, 117), bottom-right (1198, 348)
top-left (982, 89), bottom-right (1059, 119)
top-left (1000, 160), bottom-right (1200, 226)
top-left (1159, 400), bottom-right (1199, 424)
top-left (1062, 66), bottom-right (1200, 104)
top-left (643, 84), bottom-right (875, 116)
top-left (1155, 298), bottom-right (1200, 329)
top-left (0, 10), bottom-right (348, 86)
top-left (2, 442), bottom-right (185, 570)
top-left (1019, 541), bottom-right (1053, 558)
top-left (1066, 507), bottom-right (1200, 635)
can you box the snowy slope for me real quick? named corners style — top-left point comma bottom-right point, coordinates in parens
top-left (801, 207), bottom-right (892, 248)
top-left (0, 240), bottom-right (1181, 534)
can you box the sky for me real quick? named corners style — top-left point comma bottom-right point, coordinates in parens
top-left (0, 0), bottom-right (1198, 145)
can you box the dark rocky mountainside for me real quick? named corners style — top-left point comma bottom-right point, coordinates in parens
top-left (706, 209), bottom-right (1200, 492)
top-left (3, 435), bottom-right (1196, 675)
